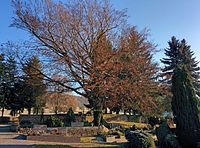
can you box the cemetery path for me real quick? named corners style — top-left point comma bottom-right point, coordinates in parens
top-left (0, 132), bottom-right (70, 145)
top-left (0, 132), bottom-right (102, 147)
top-left (0, 132), bottom-right (125, 147)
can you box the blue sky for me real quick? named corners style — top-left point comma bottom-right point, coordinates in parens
top-left (0, 0), bottom-right (200, 64)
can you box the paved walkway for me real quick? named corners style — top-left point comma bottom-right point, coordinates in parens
top-left (0, 132), bottom-right (71, 146)
top-left (0, 132), bottom-right (97, 147)
top-left (0, 132), bottom-right (125, 147)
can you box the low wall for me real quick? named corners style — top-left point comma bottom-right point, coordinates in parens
top-left (19, 114), bottom-right (86, 124)
top-left (105, 114), bottom-right (146, 123)
top-left (22, 126), bottom-right (107, 137)
top-left (58, 126), bottom-right (104, 136)
top-left (0, 117), bottom-right (10, 124)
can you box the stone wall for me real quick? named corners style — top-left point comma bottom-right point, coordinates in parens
top-left (19, 114), bottom-right (86, 124)
top-left (59, 126), bottom-right (104, 136)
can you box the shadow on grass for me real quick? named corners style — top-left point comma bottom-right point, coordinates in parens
top-left (35, 143), bottom-right (127, 148)
top-left (35, 145), bottom-right (72, 148)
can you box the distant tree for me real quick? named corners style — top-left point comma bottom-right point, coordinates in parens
top-left (2, 56), bottom-right (24, 116)
top-left (5, 56), bottom-right (17, 83)
top-left (172, 65), bottom-right (200, 147)
top-left (5, 80), bottom-right (24, 116)
top-left (0, 54), bottom-right (6, 116)
top-left (22, 56), bottom-right (46, 115)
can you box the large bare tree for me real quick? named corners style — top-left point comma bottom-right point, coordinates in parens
top-left (11, 0), bottom-right (163, 125)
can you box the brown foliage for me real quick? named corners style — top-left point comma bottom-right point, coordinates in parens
top-left (12, 0), bottom-right (164, 115)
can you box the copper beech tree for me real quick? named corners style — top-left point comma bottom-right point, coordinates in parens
top-left (12, 0), bottom-right (163, 125)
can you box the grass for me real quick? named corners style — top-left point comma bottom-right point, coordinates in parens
top-left (35, 143), bottom-right (126, 148)
top-left (86, 114), bottom-right (121, 122)
top-left (108, 121), bottom-right (150, 129)
top-left (103, 114), bottom-right (118, 119)
top-left (35, 145), bottom-right (72, 148)
top-left (80, 137), bottom-right (95, 143)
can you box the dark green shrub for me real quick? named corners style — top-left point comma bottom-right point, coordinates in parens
top-left (125, 129), bottom-right (155, 148)
top-left (66, 107), bottom-right (75, 123)
top-left (164, 134), bottom-right (181, 148)
top-left (148, 116), bottom-right (161, 127)
top-left (197, 142), bottom-right (200, 148)
top-left (101, 118), bottom-right (111, 129)
top-left (108, 128), bottom-right (124, 138)
top-left (0, 117), bottom-right (10, 124)
top-left (156, 122), bottom-right (181, 148)
top-left (20, 120), bottom-right (33, 128)
top-left (127, 115), bottom-right (143, 123)
top-left (45, 116), bottom-right (64, 127)
top-left (86, 111), bottom-right (92, 116)
top-left (83, 121), bottom-right (92, 126)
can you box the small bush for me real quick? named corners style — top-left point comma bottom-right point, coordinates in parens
top-left (125, 129), bottom-right (155, 148)
top-left (101, 118), bottom-right (111, 129)
top-left (45, 116), bottom-right (64, 127)
top-left (108, 128), bottom-right (124, 138)
top-left (0, 117), bottom-right (10, 124)
top-left (148, 116), bottom-right (161, 127)
top-left (197, 142), bottom-right (200, 148)
top-left (86, 111), bottom-right (92, 116)
top-left (83, 121), bottom-right (92, 126)
top-left (66, 107), bottom-right (75, 123)
top-left (164, 134), bottom-right (181, 148)
top-left (156, 121), bottom-right (180, 148)
top-left (127, 115), bottom-right (143, 123)
top-left (20, 120), bottom-right (33, 128)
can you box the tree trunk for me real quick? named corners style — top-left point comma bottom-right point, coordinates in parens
top-left (1, 107), bottom-right (4, 117)
top-left (124, 110), bottom-right (126, 115)
top-left (28, 108), bottom-right (31, 115)
top-left (104, 108), bottom-right (108, 114)
top-left (109, 109), bottom-right (113, 114)
top-left (93, 106), bottom-right (103, 126)
top-left (129, 109), bottom-right (131, 115)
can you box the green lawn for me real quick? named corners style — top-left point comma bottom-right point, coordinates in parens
top-left (35, 145), bottom-right (72, 148)
top-left (108, 121), bottom-right (150, 129)
top-left (35, 143), bottom-right (126, 148)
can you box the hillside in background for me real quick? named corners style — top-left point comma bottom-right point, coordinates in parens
top-left (44, 93), bottom-right (89, 113)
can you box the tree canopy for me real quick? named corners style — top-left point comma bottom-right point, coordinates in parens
top-left (10, 0), bottom-right (167, 124)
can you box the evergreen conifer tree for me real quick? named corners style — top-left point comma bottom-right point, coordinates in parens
top-left (162, 37), bottom-right (200, 147)
top-left (172, 65), bottom-right (200, 147)
top-left (22, 56), bottom-right (46, 115)
top-left (0, 54), bottom-right (6, 116)
top-left (161, 36), bottom-right (200, 96)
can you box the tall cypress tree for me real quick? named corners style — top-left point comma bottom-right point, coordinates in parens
top-left (162, 37), bottom-right (200, 147)
top-left (172, 66), bottom-right (200, 147)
